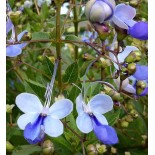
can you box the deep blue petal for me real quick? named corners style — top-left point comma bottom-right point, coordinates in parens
top-left (24, 115), bottom-right (45, 144)
top-left (91, 115), bottom-right (118, 145)
top-left (128, 22), bottom-right (148, 40)
top-left (133, 64), bottom-right (148, 80)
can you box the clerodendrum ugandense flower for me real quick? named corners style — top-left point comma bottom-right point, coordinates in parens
top-left (16, 60), bottom-right (73, 144)
top-left (85, 0), bottom-right (116, 23)
top-left (76, 93), bottom-right (118, 145)
top-left (111, 4), bottom-right (148, 40)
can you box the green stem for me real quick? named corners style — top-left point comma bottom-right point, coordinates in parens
top-left (73, 0), bottom-right (78, 60)
top-left (56, 1), bottom-right (62, 93)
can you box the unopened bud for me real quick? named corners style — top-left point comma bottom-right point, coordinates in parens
top-left (85, 0), bottom-right (115, 23)
top-left (24, 0), bottom-right (33, 8)
top-left (15, 2), bottom-right (21, 7)
top-left (121, 120), bottom-right (129, 128)
top-left (42, 140), bottom-right (54, 155)
top-left (96, 144), bottom-right (107, 154)
top-left (6, 104), bottom-right (15, 113)
top-left (125, 152), bottom-right (131, 155)
top-left (37, 55), bottom-right (44, 62)
top-left (86, 144), bottom-right (98, 155)
top-left (54, 94), bottom-right (65, 102)
top-left (127, 63), bottom-right (136, 75)
top-left (6, 141), bottom-right (14, 153)
top-left (20, 32), bottom-right (32, 41)
top-left (125, 50), bottom-right (142, 63)
top-left (111, 147), bottom-right (117, 154)
top-left (48, 56), bottom-right (55, 64)
top-left (82, 53), bottom-right (95, 61)
top-left (9, 11), bottom-right (22, 25)
top-left (136, 80), bottom-right (147, 95)
top-left (129, 0), bottom-right (140, 7)
top-left (130, 109), bottom-right (138, 118)
top-left (115, 25), bottom-right (127, 41)
top-left (93, 23), bottom-right (110, 41)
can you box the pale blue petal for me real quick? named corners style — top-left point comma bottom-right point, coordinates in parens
top-left (17, 113), bottom-right (40, 130)
top-left (6, 45), bottom-right (22, 57)
top-left (114, 77), bottom-right (129, 90)
top-left (123, 84), bottom-right (136, 94)
top-left (6, 18), bottom-right (13, 34)
top-left (124, 19), bottom-right (137, 27)
top-left (76, 94), bottom-right (84, 115)
top-left (16, 42), bottom-right (28, 49)
top-left (93, 112), bottom-right (108, 125)
top-left (112, 15), bottom-right (129, 29)
top-left (114, 4), bottom-right (136, 21)
top-left (118, 46), bottom-right (139, 63)
top-left (76, 112), bottom-right (93, 133)
top-left (44, 116), bottom-right (63, 137)
top-left (49, 99), bottom-right (73, 119)
top-left (24, 115), bottom-right (45, 144)
top-left (88, 94), bottom-right (113, 114)
top-left (17, 30), bottom-right (28, 41)
top-left (16, 93), bottom-right (43, 113)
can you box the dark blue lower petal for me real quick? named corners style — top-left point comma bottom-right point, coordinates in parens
top-left (133, 65), bottom-right (148, 80)
top-left (24, 115), bottom-right (45, 144)
top-left (91, 115), bottom-right (118, 145)
top-left (128, 22), bottom-right (148, 40)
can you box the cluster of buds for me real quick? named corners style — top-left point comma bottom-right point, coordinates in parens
top-left (136, 80), bottom-right (147, 95)
top-left (8, 11), bottom-right (22, 26)
top-left (86, 143), bottom-right (107, 155)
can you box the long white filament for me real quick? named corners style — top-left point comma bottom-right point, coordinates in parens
top-left (44, 60), bottom-right (59, 107)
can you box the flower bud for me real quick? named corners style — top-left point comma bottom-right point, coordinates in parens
top-left (111, 147), bottom-right (117, 154)
top-left (93, 23), bottom-right (110, 41)
top-left (130, 109), bottom-right (138, 118)
top-left (121, 120), bottom-right (129, 128)
top-left (129, 0), bottom-right (140, 7)
top-left (136, 80), bottom-right (147, 95)
top-left (127, 63), bottom-right (136, 75)
top-left (6, 141), bottom-right (14, 153)
top-left (20, 32), bottom-right (32, 41)
top-left (85, 0), bottom-right (115, 24)
top-left (42, 140), bottom-right (54, 155)
top-left (6, 104), bottom-right (15, 113)
top-left (86, 144), bottom-right (98, 155)
top-left (125, 50), bottom-right (142, 63)
top-left (82, 53), bottom-right (95, 61)
top-left (24, 0), bottom-right (33, 8)
top-left (125, 152), bottom-right (131, 155)
top-left (9, 11), bottom-right (22, 25)
top-left (96, 144), bottom-right (107, 154)
top-left (114, 25), bottom-right (127, 41)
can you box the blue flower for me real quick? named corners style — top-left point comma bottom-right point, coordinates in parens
top-left (85, 0), bottom-right (116, 23)
top-left (82, 31), bottom-right (98, 43)
top-left (6, 30), bottom-right (29, 57)
top-left (76, 93), bottom-right (118, 145)
top-left (16, 93), bottom-right (73, 144)
top-left (112, 4), bottom-right (148, 40)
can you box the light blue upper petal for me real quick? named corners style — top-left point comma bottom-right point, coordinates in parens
top-left (49, 99), bottom-right (73, 119)
top-left (88, 94), bottom-right (113, 114)
top-left (124, 19), bottom-right (137, 27)
top-left (6, 45), bottom-right (22, 57)
top-left (17, 30), bottom-right (28, 41)
top-left (16, 42), bottom-right (28, 49)
top-left (16, 93), bottom-right (43, 113)
top-left (44, 116), bottom-right (63, 137)
top-left (123, 84), bottom-right (136, 94)
top-left (17, 113), bottom-right (40, 130)
top-left (118, 46), bottom-right (139, 63)
top-left (6, 18), bottom-right (13, 35)
top-left (76, 94), bottom-right (84, 115)
top-left (114, 4), bottom-right (136, 21)
top-left (76, 112), bottom-right (93, 133)
top-left (112, 15), bottom-right (129, 29)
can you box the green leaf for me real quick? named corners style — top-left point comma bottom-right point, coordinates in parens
top-left (32, 32), bottom-right (50, 40)
top-left (12, 145), bottom-right (42, 155)
top-left (63, 62), bottom-right (78, 83)
top-left (40, 3), bottom-right (49, 20)
top-left (65, 35), bottom-right (84, 47)
top-left (105, 109), bottom-right (121, 126)
top-left (68, 85), bottom-right (81, 102)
